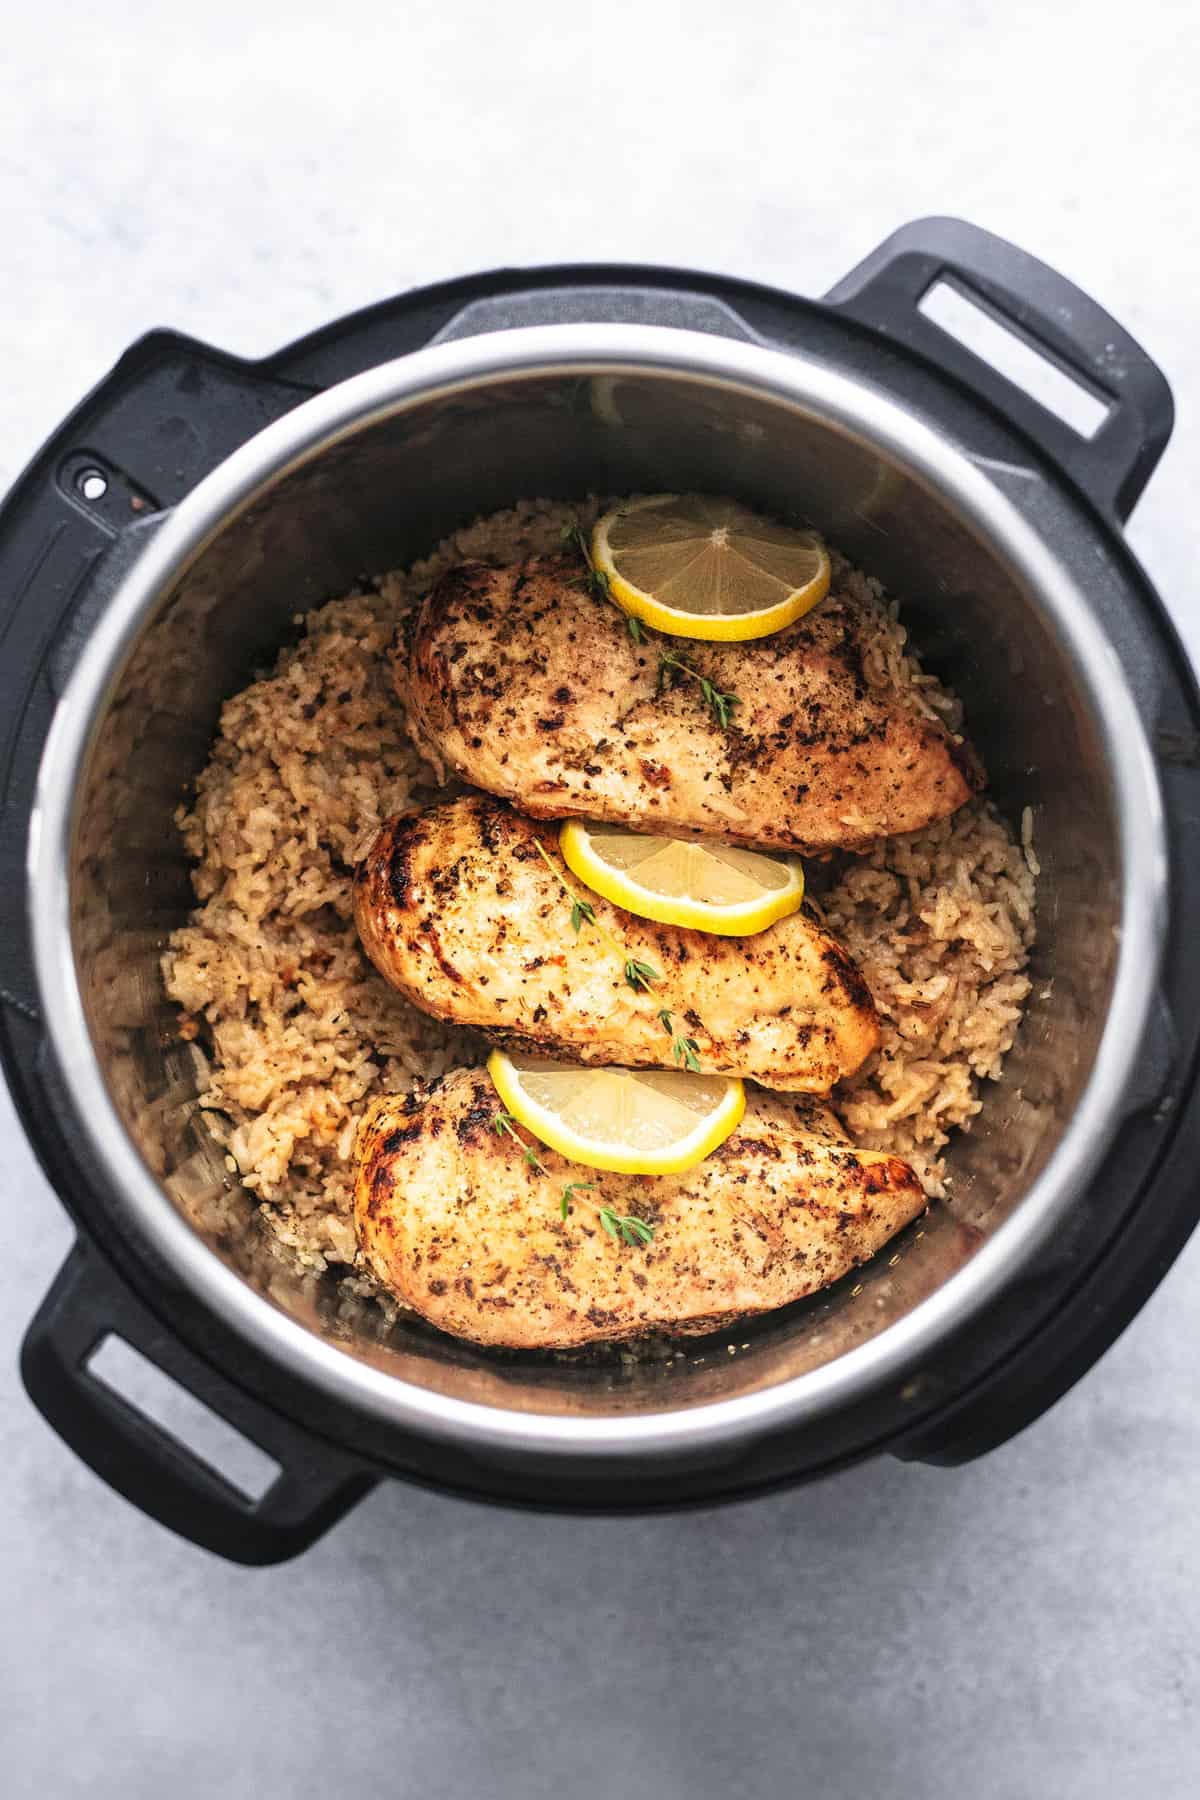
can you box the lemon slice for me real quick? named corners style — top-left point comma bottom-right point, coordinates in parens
top-left (592, 494), bottom-right (830, 642)
top-left (487, 1049), bottom-right (745, 1175)
top-left (560, 820), bottom-right (804, 937)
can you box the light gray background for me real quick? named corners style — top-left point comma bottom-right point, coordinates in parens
top-left (3, 3), bottom-right (1198, 1794)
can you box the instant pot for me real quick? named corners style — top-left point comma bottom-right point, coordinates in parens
top-left (4, 218), bottom-right (1199, 1563)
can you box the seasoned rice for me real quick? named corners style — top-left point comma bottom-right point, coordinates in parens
top-left (819, 801), bottom-right (1035, 1196)
top-left (162, 498), bottom-right (1035, 1293)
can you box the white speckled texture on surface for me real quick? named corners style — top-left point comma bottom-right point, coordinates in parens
top-left (3, 3), bottom-right (1200, 1794)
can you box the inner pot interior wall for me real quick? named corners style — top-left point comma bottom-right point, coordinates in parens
top-left (68, 365), bottom-right (1120, 1417)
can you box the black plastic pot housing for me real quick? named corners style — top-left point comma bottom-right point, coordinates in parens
top-left (3, 218), bottom-right (1200, 1562)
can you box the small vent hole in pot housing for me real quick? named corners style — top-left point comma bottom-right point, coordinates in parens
top-left (77, 468), bottom-right (108, 501)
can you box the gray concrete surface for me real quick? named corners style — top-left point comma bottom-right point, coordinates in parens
top-left (3, 2), bottom-right (1199, 1794)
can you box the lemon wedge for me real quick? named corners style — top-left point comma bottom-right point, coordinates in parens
top-left (592, 494), bottom-right (830, 642)
top-left (487, 1049), bottom-right (745, 1175)
top-left (559, 820), bottom-right (804, 937)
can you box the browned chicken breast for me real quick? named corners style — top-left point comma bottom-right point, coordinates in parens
top-left (355, 1068), bottom-right (926, 1349)
top-left (396, 554), bottom-right (982, 854)
top-left (354, 794), bottom-right (880, 1094)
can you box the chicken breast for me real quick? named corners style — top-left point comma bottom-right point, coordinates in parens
top-left (396, 554), bottom-right (982, 854)
top-left (355, 1068), bottom-right (926, 1348)
top-left (354, 794), bottom-right (879, 1094)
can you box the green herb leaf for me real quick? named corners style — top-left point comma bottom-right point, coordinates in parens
top-left (700, 675), bottom-right (737, 729)
top-left (624, 957), bottom-right (660, 994)
top-left (563, 520), bottom-right (614, 605)
top-left (597, 1207), bottom-right (656, 1248)
top-left (627, 614), bottom-right (644, 644)
top-left (658, 1006), bottom-right (702, 1071)
top-left (570, 896), bottom-right (597, 934)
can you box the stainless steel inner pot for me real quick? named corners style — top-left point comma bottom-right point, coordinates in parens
top-left (28, 324), bottom-right (1166, 1462)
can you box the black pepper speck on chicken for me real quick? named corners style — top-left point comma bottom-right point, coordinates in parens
top-left (394, 553), bottom-right (983, 853)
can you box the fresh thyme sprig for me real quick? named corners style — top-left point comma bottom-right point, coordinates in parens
top-left (562, 519), bottom-right (645, 644)
top-left (562, 522), bottom-right (610, 603)
top-left (623, 957), bottom-right (660, 995)
top-left (494, 1112), bottom-right (655, 1246)
top-left (658, 1007), bottom-right (702, 1072)
top-left (493, 1109), bottom-right (550, 1176)
top-left (534, 841), bottom-right (617, 953)
top-left (657, 649), bottom-right (739, 730)
top-left (533, 841), bottom-right (657, 994)
top-left (529, 833), bottom-right (703, 1061)
top-left (560, 1179), bottom-right (595, 1221)
top-left (599, 1207), bottom-right (655, 1248)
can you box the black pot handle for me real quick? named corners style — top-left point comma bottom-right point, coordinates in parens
top-left (21, 1241), bottom-right (376, 1563)
top-left (824, 215), bottom-right (1174, 522)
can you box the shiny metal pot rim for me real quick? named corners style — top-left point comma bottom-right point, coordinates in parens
top-left (27, 324), bottom-right (1167, 1460)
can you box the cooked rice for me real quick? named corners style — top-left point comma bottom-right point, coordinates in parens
top-left (162, 498), bottom-right (1035, 1292)
top-left (819, 803), bottom-right (1035, 1195)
